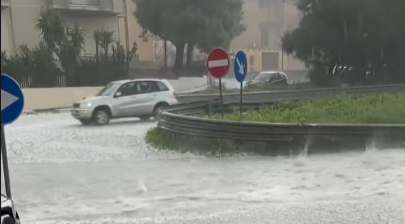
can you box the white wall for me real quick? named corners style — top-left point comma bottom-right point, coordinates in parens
top-left (22, 76), bottom-right (209, 110)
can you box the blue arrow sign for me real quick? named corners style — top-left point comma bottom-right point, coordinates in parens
top-left (1, 74), bottom-right (24, 126)
top-left (233, 51), bottom-right (248, 83)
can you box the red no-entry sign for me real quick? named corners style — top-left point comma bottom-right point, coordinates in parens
top-left (206, 48), bottom-right (230, 78)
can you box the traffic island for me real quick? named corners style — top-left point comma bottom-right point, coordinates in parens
top-left (145, 94), bottom-right (405, 156)
top-left (145, 128), bottom-right (404, 157)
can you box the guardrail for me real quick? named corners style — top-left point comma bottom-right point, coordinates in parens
top-left (159, 98), bottom-right (405, 142)
top-left (176, 84), bottom-right (405, 103)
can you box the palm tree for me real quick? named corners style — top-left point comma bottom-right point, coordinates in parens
top-left (59, 25), bottom-right (86, 80)
top-left (93, 30), bottom-right (102, 63)
top-left (34, 8), bottom-right (65, 53)
top-left (99, 29), bottom-right (115, 61)
top-left (35, 8), bottom-right (85, 82)
top-left (93, 29), bottom-right (114, 62)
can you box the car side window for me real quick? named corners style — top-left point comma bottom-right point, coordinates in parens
top-left (156, 81), bottom-right (169, 91)
top-left (117, 82), bottom-right (136, 96)
top-left (135, 81), bottom-right (160, 94)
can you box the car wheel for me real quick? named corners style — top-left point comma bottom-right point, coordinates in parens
top-left (93, 109), bottom-right (110, 125)
top-left (153, 103), bottom-right (168, 120)
top-left (79, 119), bottom-right (92, 125)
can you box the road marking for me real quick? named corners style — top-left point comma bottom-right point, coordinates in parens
top-left (208, 59), bottom-right (229, 68)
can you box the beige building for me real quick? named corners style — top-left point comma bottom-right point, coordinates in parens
top-left (231, 0), bottom-right (304, 70)
top-left (1, 0), bottom-right (124, 55)
top-left (117, 0), bottom-right (155, 62)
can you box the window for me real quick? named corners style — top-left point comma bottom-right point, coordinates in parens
top-left (118, 82), bottom-right (137, 96)
top-left (249, 56), bottom-right (254, 72)
top-left (135, 81), bottom-right (159, 94)
top-left (260, 26), bottom-right (269, 47)
top-left (253, 72), bottom-right (277, 82)
top-left (156, 81), bottom-right (169, 91)
top-left (97, 82), bottom-right (121, 96)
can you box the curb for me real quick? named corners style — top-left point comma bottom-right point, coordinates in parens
top-left (23, 108), bottom-right (71, 115)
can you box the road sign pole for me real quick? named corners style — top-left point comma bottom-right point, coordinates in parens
top-left (233, 50), bottom-right (248, 120)
top-left (240, 82), bottom-right (243, 119)
top-left (218, 78), bottom-right (224, 117)
top-left (206, 48), bottom-right (230, 116)
top-left (1, 73), bottom-right (25, 200)
top-left (1, 125), bottom-right (12, 199)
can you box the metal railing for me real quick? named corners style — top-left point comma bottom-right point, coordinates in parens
top-left (66, 0), bottom-right (100, 6)
top-left (176, 84), bottom-right (405, 103)
top-left (159, 92), bottom-right (405, 142)
top-left (49, 0), bottom-right (116, 12)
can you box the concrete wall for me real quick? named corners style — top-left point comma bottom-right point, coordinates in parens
top-left (22, 76), bottom-right (209, 110)
top-left (23, 87), bottom-right (103, 110)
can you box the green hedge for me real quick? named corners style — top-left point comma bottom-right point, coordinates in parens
top-left (207, 94), bottom-right (405, 124)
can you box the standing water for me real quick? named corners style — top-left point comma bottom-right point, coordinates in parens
top-left (1, 113), bottom-right (404, 223)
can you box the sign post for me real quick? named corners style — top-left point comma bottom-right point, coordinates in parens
top-left (207, 48), bottom-right (230, 116)
top-left (1, 73), bottom-right (25, 199)
top-left (233, 51), bottom-right (248, 118)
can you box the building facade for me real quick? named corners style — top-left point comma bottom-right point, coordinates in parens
top-left (117, 0), bottom-right (155, 62)
top-left (230, 0), bottom-right (305, 70)
top-left (1, 0), bottom-right (123, 55)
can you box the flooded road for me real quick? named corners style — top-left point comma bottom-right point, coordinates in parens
top-left (2, 113), bottom-right (404, 223)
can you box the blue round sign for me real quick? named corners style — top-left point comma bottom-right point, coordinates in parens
top-left (1, 74), bottom-right (25, 125)
top-left (233, 51), bottom-right (248, 83)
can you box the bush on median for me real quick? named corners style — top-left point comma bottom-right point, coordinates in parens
top-left (207, 94), bottom-right (405, 124)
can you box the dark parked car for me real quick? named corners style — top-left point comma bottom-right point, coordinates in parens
top-left (245, 71), bottom-right (288, 88)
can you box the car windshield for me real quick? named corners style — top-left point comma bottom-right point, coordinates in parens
top-left (96, 82), bottom-right (121, 96)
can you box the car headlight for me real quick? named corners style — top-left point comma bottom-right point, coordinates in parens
top-left (80, 102), bottom-right (92, 107)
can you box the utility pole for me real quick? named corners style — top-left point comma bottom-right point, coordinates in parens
top-left (281, 0), bottom-right (286, 70)
top-left (123, 0), bottom-right (131, 73)
top-left (164, 39), bottom-right (167, 68)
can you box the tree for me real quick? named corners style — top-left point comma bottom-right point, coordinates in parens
top-left (282, 0), bottom-right (405, 86)
top-left (35, 8), bottom-right (85, 84)
top-left (133, 0), bottom-right (245, 71)
top-left (94, 29), bottom-right (115, 62)
top-left (93, 30), bottom-right (102, 63)
top-left (193, 0), bottom-right (245, 53)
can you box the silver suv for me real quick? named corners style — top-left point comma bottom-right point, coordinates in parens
top-left (71, 79), bottom-right (178, 125)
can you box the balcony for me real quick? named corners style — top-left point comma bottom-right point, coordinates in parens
top-left (1, 0), bottom-right (10, 9)
top-left (47, 0), bottom-right (123, 15)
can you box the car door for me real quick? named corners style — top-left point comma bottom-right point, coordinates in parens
top-left (129, 81), bottom-right (160, 115)
top-left (112, 82), bottom-right (138, 117)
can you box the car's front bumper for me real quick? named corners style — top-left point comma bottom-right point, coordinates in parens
top-left (71, 109), bottom-right (93, 120)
